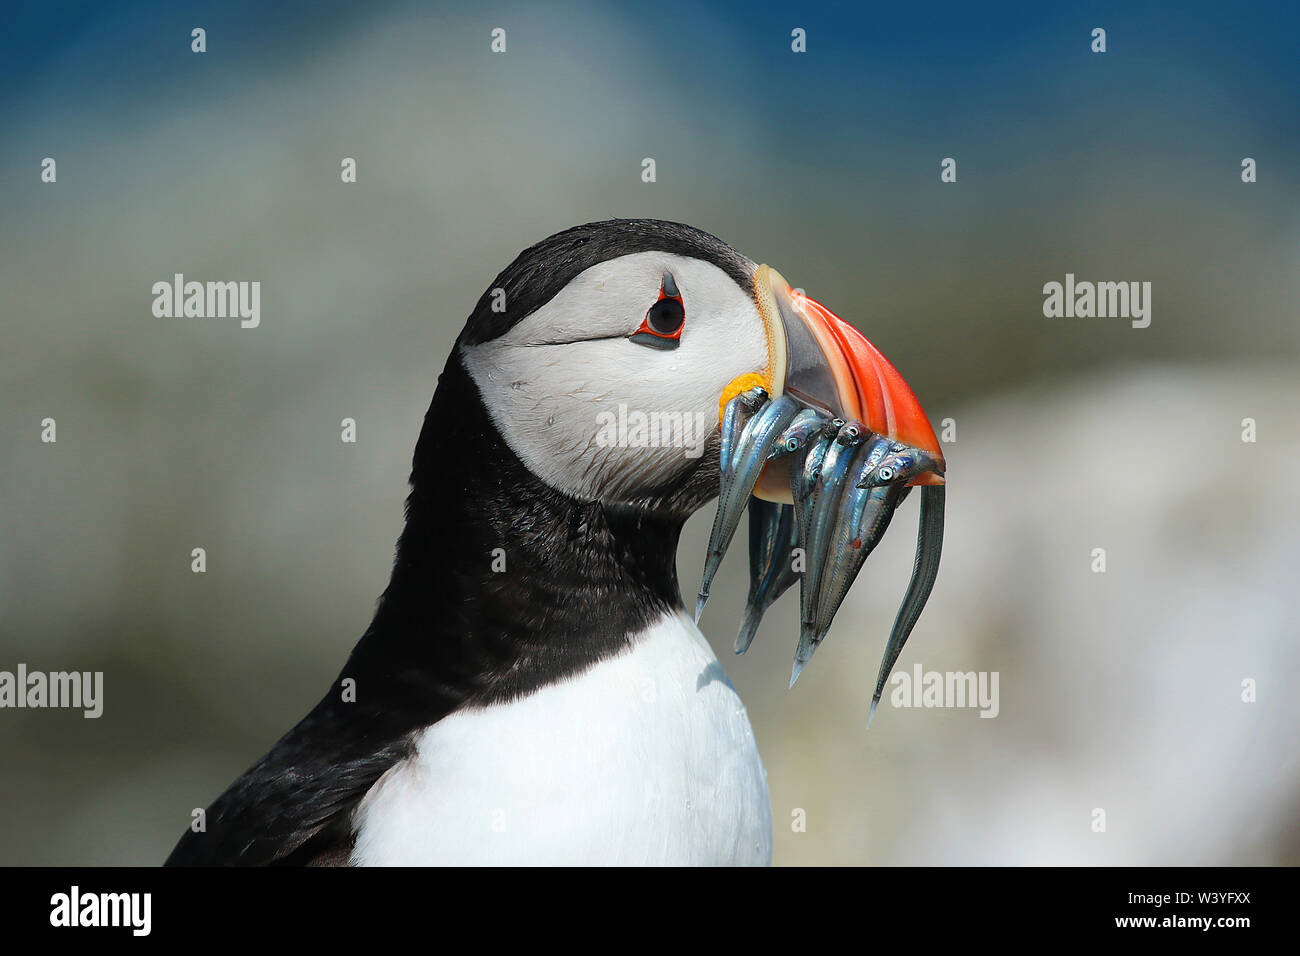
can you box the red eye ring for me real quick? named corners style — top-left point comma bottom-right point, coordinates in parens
top-left (630, 273), bottom-right (685, 351)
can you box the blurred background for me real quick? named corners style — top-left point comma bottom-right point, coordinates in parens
top-left (1, 0), bottom-right (1297, 865)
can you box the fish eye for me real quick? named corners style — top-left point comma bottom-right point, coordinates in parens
top-left (878, 466), bottom-right (895, 481)
top-left (630, 273), bottom-right (685, 350)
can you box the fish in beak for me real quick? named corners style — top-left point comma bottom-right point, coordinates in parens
top-left (699, 265), bottom-right (946, 726)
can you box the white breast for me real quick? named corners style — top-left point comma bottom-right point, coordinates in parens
top-left (349, 611), bottom-right (772, 865)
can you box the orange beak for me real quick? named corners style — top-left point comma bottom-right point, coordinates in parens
top-left (732, 265), bottom-right (945, 499)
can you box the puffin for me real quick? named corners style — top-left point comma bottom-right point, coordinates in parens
top-left (164, 218), bottom-right (943, 866)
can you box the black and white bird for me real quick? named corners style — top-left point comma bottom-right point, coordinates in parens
top-left (165, 219), bottom-right (942, 866)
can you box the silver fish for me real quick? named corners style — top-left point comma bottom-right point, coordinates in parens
top-left (791, 423), bottom-right (866, 686)
top-left (734, 498), bottom-right (799, 655)
top-left (790, 429), bottom-right (837, 626)
top-left (766, 408), bottom-right (827, 461)
top-left (868, 484), bottom-right (945, 728)
top-left (856, 444), bottom-right (945, 488)
top-left (807, 436), bottom-right (903, 656)
top-left (721, 386), bottom-right (768, 477)
top-left (696, 394), bottom-right (801, 621)
top-left (736, 408), bottom-right (830, 651)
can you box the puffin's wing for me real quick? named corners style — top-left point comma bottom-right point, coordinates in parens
top-left (163, 694), bottom-right (412, 866)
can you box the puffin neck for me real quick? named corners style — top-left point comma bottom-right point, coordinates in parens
top-left (362, 355), bottom-right (688, 709)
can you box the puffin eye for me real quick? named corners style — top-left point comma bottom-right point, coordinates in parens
top-left (630, 273), bottom-right (685, 351)
top-left (646, 298), bottom-right (685, 335)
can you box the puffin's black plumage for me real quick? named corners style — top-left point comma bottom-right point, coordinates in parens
top-left (164, 219), bottom-right (746, 866)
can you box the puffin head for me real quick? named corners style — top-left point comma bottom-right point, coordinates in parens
top-left (458, 219), bottom-right (942, 517)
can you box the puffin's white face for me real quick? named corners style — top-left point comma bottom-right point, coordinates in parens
top-left (461, 251), bottom-right (768, 504)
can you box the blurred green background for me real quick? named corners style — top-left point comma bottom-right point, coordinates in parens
top-left (2, 0), bottom-right (1298, 864)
